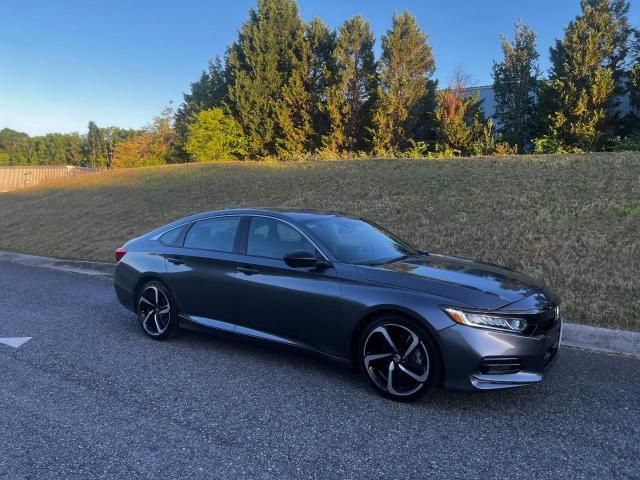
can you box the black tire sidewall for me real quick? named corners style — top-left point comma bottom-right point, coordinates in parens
top-left (358, 315), bottom-right (442, 402)
top-left (137, 280), bottom-right (179, 340)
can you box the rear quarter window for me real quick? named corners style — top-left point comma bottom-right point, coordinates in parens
top-left (159, 226), bottom-right (187, 247)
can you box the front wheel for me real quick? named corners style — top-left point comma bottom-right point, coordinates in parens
top-left (358, 317), bottom-right (442, 401)
top-left (137, 281), bottom-right (179, 340)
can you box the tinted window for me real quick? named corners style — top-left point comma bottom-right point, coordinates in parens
top-left (302, 217), bottom-right (418, 265)
top-left (247, 217), bottom-right (314, 259)
top-left (184, 217), bottom-right (241, 252)
top-left (159, 226), bottom-right (186, 247)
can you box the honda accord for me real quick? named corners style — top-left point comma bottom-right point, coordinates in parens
top-left (114, 208), bottom-right (562, 401)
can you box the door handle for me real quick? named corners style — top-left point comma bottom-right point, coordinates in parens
top-left (167, 256), bottom-right (186, 265)
top-left (237, 266), bottom-right (260, 275)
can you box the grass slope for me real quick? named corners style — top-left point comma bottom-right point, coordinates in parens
top-left (1, 153), bottom-right (639, 331)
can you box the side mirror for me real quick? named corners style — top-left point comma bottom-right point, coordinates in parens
top-left (283, 250), bottom-right (326, 269)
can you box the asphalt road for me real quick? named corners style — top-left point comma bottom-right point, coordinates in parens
top-left (1, 262), bottom-right (639, 480)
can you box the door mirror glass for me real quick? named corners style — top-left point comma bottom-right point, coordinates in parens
top-left (283, 250), bottom-right (319, 268)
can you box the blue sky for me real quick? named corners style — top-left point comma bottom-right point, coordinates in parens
top-left (1, 0), bottom-right (638, 136)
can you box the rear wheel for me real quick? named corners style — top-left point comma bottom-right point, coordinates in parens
top-left (358, 316), bottom-right (442, 401)
top-left (137, 281), bottom-right (179, 340)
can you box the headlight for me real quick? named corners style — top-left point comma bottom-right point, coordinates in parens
top-left (444, 307), bottom-right (528, 333)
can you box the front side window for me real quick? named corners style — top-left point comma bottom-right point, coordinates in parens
top-left (302, 216), bottom-right (418, 265)
top-left (246, 217), bottom-right (314, 259)
top-left (184, 217), bottom-right (241, 252)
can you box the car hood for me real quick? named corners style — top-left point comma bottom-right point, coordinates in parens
top-left (355, 253), bottom-right (549, 310)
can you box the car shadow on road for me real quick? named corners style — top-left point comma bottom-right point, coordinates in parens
top-left (154, 324), bottom-right (578, 410)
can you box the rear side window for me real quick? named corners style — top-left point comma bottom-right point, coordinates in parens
top-left (159, 226), bottom-right (186, 247)
top-left (184, 217), bottom-right (241, 252)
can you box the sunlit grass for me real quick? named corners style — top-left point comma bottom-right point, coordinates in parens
top-left (1, 152), bottom-right (639, 331)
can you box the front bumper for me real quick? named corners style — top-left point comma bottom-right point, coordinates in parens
top-left (438, 316), bottom-right (562, 391)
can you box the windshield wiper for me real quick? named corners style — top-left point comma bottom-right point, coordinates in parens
top-left (366, 254), bottom-right (410, 266)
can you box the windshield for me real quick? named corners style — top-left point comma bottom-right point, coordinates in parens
top-left (301, 216), bottom-right (420, 265)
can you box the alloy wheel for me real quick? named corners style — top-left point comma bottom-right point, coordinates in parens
top-left (138, 285), bottom-right (171, 336)
top-left (363, 323), bottom-right (430, 397)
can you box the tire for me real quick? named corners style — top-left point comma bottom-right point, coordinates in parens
top-left (136, 281), bottom-right (179, 340)
top-left (358, 315), bottom-right (442, 401)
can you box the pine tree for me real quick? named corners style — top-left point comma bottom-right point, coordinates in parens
top-left (596, 0), bottom-right (634, 136)
top-left (628, 33), bottom-right (640, 132)
top-left (492, 22), bottom-right (539, 151)
top-left (174, 57), bottom-right (228, 158)
top-left (537, 0), bottom-right (622, 150)
top-left (275, 23), bottom-right (314, 158)
top-left (323, 16), bottom-right (377, 153)
top-left (372, 12), bottom-right (436, 155)
top-left (226, 0), bottom-right (308, 158)
top-left (306, 18), bottom-right (337, 150)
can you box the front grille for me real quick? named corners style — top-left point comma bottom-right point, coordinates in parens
top-left (478, 356), bottom-right (522, 375)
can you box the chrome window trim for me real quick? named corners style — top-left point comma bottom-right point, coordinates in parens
top-left (150, 213), bottom-right (330, 262)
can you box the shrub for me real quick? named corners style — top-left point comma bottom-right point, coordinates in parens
top-left (533, 136), bottom-right (583, 154)
top-left (612, 137), bottom-right (640, 152)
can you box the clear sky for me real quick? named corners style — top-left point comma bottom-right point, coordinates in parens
top-left (1, 0), bottom-right (638, 136)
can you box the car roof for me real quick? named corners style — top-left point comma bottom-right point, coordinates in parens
top-left (143, 208), bottom-right (355, 239)
top-left (200, 207), bottom-right (353, 222)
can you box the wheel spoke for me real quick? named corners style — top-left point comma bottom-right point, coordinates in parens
top-left (142, 310), bottom-right (154, 329)
top-left (387, 361), bottom-right (401, 395)
top-left (372, 326), bottom-right (399, 353)
top-left (153, 286), bottom-right (159, 306)
top-left (139, 296), bottom-right (154, 307)
top-left (154, 313), bottom-right (164, 333)
top-left (364, 352), bottom-right (393, 368)
top-left (402, 331), bottom-right (419, 360)
top-left (398, 363), bottom-right (428, 383)
top-left (157, 305), bottom-right (170, 315)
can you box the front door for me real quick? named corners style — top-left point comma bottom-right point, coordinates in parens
top-left (233, 216), bottom-right (341, 355)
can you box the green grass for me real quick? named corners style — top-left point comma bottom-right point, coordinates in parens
top-left (613, 201), bottom-right (640, 217)
top-left (1, 152), bottom-right (639, 331)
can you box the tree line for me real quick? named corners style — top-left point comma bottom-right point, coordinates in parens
top-left (2, 0), bottom-right (639, 167)
top-left (0, 123), bottom-right (139, 167)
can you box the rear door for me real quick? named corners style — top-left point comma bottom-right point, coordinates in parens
top-left (233, 216), bottom-right (341, 354)
top-left (163, 216), bottom-right (243, 328)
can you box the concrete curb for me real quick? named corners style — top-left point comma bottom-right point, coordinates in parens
top-left (0, 250), bottom-right (638, 358)
top-left (562, 323), bottom-right (640, 358)
top-left (0, 250), bottom-right (115, 277)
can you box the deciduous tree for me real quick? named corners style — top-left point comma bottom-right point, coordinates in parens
top-left (186, 108), bottom-right (247, 161)
top-left (113, 108), bottom-right (175, 168)
top-left (86, 121), bottom-right (105, 167)
top-left (434, 72), bottom-right (485, 156)
top-left (174, 57), bottom-right (228, 160)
